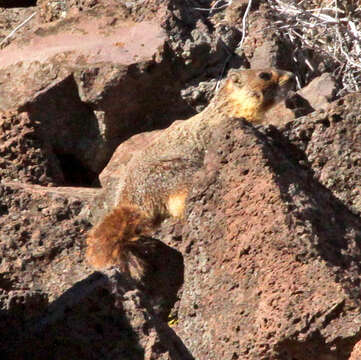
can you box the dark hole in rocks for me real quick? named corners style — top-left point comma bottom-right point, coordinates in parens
top-left (95, 323), bottom-right (104, 335)
top-left (0, 0), bottom-right (36, 7)
top-left (0, 204), bottom-right (8, 216)
top-left (337, 99), bottom-right (344, 106)
top-left (331, 113), bottom-right (342, 123)
top-left (0, 274), bottom-right (14, 291)
top-left (321, 118), bottom-right (330, 128)
top-left (285, 93), bottom-right (314, 118)
top-left (56, 153), bottom-right (100, 187)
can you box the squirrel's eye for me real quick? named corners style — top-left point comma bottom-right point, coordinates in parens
top-left (259, 72), bottom-right (272, 81)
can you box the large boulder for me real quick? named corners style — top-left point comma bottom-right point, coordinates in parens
top-left (0, 1), bottom-right (190, 175)
top-left (0, 181), bottom-right (96, 296)
top-left (0, 180), bottom-right (186, 360)
top-left (172, 117), bottom-right (361, 359)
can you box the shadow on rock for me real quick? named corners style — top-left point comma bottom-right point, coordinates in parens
top-left (1, 272), bottom-right (144, 360)
top-left (21, 73), bottom-right (103, 186)
top-left (176, 117), bottom-right (361, 359)
top-left (252, 122), bottom-right (361, 302)
top-left (134, 237), bottom-right (185, 320)
top-left (0, 239), bottom-right (192, 360)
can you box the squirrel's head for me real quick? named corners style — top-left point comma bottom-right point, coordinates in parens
top-left (220, 68), bottom-right (295, 122)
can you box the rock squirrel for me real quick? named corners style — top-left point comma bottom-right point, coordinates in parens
top-left (86, 68), bottom-right (294, 275)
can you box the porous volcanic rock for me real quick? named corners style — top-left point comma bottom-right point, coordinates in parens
top-left (282, 92), bottom-right (361, 216)
top-left (37, 0), bottom-right (168, 24)
top-left (1, 1), bottom-right (361, 359)
top-left (0, 181), bottom-right (96, 299)
top-left (172, 117), bottom-right (361, 360)
top-left (0, 110), bottom-right (63, 185)
top-left (0, 1), bottom-right (189, 175)
top-left (0, 180), bottom-right (188, 360)
top-left (297, 72), bottom-right (336, 111)
top-left (37, 0), bottom-right (98, 23)
top-left (1, 266), bottom-right (190, 360)
top-left (350, 339), bottom-right (361, 360)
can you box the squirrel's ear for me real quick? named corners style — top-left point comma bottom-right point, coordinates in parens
top-left (224, 77), bottom-right (236, 92)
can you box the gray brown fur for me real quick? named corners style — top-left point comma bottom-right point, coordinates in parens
top-left (86, 68), bottom-right (294, 272)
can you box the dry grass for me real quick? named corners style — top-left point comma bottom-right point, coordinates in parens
top-left (193, 0), bottom-right (234, 13)
top-left (194, 0), bottom-right (361, 96)
top-left (0, 11), bottom-right (36, 49)
top-left (266, 0), bottom-right (361, 95)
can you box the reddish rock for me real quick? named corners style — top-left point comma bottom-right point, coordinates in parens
top-left (225, 0), bottom-right (254, 24)
top-left (262, 100), bottom-right (295, 127)
top-left (0, 2), bottom-right (190, 175)
top-left (37, 0), bottom-right (167, 24)
top-left (298, 73), bottom-right (336, 110)
top-left (37, 0), bottom-right (98, 23)
top-left (172, 117), bottom-right (361, 360)
top-left (1, 102), bottom-right (361, 359)
top-left (2, 110), bottom-right (361, 359)
top-left (0, 1), bottom-right (360, 359)
top-left (0, 181), bottom-right (96, 298)
top-left (0, 110), bottom-right (63, 185)
top-left (250, 39), bottom-right (280, 69)
top-left (0, 180), bottom-right (186, 360)
top-left (283, 93), bottom-right (361, 216)
top-left (225, 1), bottom-right (295, 73)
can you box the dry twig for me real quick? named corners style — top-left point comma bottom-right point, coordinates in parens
top-left (0, 12), bottom-right (36, 49)
top-left (215, 0), bottom-right (253, 91)
top-left (267, 0), bottom-right (361, 95)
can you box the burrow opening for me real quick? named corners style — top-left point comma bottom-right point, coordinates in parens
top-left (56, 153), bottom-right (100, 188)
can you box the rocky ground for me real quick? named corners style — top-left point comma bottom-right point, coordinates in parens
top-left (1, 0), bottom-right (361, 359)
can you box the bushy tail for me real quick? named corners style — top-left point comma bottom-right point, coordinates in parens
top-left (86, 204), bottom-right (154, 277)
